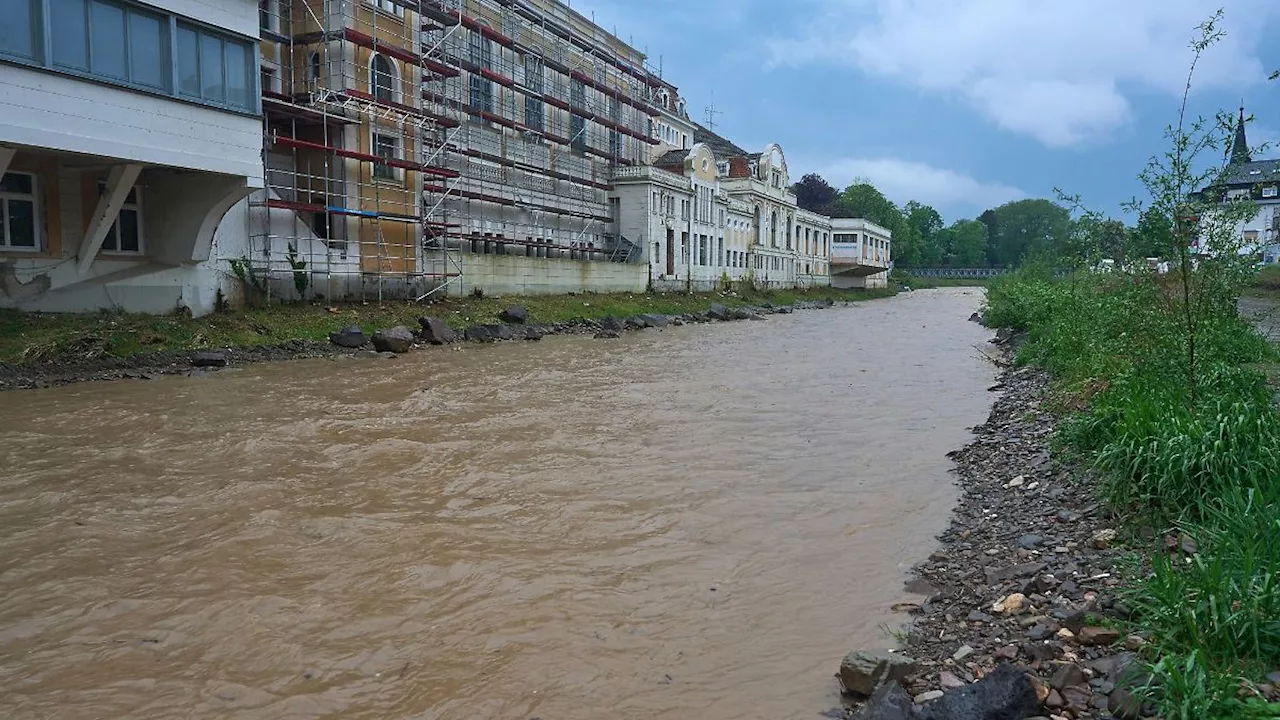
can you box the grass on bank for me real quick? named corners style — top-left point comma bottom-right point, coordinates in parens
top-left (0, 285), bottom-right (893, 366)
top-left (1244, 264), bottom-right (1280, 301)
top-left (984, 268), bottom-right (1280, 719)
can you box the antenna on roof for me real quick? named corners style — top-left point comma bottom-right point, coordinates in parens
top-left (704, 92), bottom-right (722, 132)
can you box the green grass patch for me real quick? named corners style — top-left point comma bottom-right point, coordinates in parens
top-left (0, 285), bottom-right (892, 366)
top-left (985, 269), bottom-right (1280, 718)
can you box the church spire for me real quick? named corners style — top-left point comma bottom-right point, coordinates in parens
top-left (1230, 105), bottom-right (1252, 164)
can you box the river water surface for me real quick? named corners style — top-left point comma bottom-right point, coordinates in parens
top-left (0, 288), bottom-right (994, 720)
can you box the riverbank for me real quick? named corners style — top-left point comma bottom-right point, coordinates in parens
top-left (884, 357), bottom-right (1152, 719)
top-left (0, 286), bottom-right (891, 391)
top-left (833, 272), bottom-right (1280, 720)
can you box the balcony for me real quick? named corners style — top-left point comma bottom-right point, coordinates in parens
top-left (831, 242), bottom-right (891, 276)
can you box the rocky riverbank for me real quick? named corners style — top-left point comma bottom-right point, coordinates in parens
top-left (0, 299), bottom-right (836, 392)
top-left (830, 344), bottom-right (1163, 719)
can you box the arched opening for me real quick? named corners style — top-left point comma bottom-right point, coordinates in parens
top-left (370, 53), bottom-right (397, 103)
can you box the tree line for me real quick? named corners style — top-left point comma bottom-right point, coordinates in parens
top-left (792, 173), bottom-right (1171, 268)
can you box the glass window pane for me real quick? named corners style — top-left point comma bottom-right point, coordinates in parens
top-left (118, 209), bottom-right (139, 251)
top-left (199, 33), bottom-right (224, 101)
top-left (8, 200), bottom-right (36, 248)
top-left (177, 25), bottom-right (199, 96)
top-left (0, 173), bottom-right (34, 194)
top-left (89, 0), bottom-right (127, 79)
top-left (101, 221), bottom-right (118, 251)
top-left (128, 11), bottom-right (165, 89)
top-left (225, 41), bottom-right (249, 108)
top-left (0, 0), bottom-right (36, 59)
top-left (52, 0), bottom-right (89, 69)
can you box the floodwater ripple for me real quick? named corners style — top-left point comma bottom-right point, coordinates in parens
top-left (0, 288), bottom-right (993, 720)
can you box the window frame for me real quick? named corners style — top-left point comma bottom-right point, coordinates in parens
top-left (96, 181), bottom-right (144, 254)
top-left (0, 172), bottom-right (42, 252)
top-left (369, 52), bottom-right (398, 104)
top-left (371, 129), bottom-right (401, 182)
top-left (1, 0), bottom-right (259, 116)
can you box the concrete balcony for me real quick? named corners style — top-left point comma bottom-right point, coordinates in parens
top-left (831, 242), bottom-right (891, 277)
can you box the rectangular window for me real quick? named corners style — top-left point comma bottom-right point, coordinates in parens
top-left (199, 32), bottom-right (224, 102)
top-left (523, 55), bottom-right (544, 131)
top-left (177, 25), bottom-right (199, 96)
top-left (128, 10), bottom-right (165, 89)
top-left (90, 0), bottom-right (127, 79)
top-left (1264, 186), bottom-right (1278, 198)
top-left (176, 21), bottom-right (253, 110)
top-left (53, 0), bottom-right (89, 69)
top-left (468, 28), bottom-right (492, 116)
top-left (372, 0), bottom-right (403, 17)
top-left (373, 132), bottom-right (399, 180)
top-left (97, 182), bottom-right (142, 253)
top-left (1, 0), bottom-right (39, 60)
top-left (0, 172), bottom-right (40, 250)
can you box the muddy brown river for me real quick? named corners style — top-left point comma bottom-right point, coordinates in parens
top-left (0, 288), bottom-right (994, 720)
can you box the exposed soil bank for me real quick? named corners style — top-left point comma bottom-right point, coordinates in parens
top-left (0, 294), bottom-right (864, 392)
top-left (833, 349), bottom-right (1160, 719)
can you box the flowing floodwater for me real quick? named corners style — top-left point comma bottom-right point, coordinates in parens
top-left (0, 288), bottom-right (994, 720)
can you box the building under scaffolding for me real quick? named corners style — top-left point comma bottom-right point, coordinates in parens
top-left (247, 0), bottom-right (661, 302)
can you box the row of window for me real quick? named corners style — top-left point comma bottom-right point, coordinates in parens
top-left (0, 172), bottom-right (142, 253)
top-left (2, 0), bottom-right (256, 113)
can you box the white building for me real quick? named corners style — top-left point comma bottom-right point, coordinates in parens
top-left (830, 218), bottom-right (892, 289)
top-left (0, 0), bottom-right (262, 314)
top-left (1203, 108), bottom-right (1280, 264)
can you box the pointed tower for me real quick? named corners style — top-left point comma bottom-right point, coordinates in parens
top-left (1230, 105), bottom-right (1252, 164)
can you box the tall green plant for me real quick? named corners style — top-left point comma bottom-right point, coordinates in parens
top-left (1122, 10), bottom-right (1259, 407)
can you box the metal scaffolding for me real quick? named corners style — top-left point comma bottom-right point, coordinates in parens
top-left (248, 0), bottom-right (661, 305)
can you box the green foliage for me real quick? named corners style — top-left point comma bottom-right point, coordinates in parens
top-left (949, 219), bottom-right (990, 266)
top-left (984, 198), bottom-right (1073, 267)
top-left (1254, 265), bottom-right (1280, 291)
top-left (286, 242), bottom-right (309, 299)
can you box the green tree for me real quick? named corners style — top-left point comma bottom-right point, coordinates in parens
top-left (949, 219), bottom-right (989, 266)
top-left (904, 201), bottom-right (944, 266)
top-left (792, 173), bottom-right (839, 213)
top-left (831, 182), bottom-right (899, 227)
top-left (984, 199), bottom-right (1072, 266)
top-left (1131, 205), bottom-right (1174, 260)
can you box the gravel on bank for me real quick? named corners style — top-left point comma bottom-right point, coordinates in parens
top-left (833, 351), bottom-right (1162, 720)
top-left (0, 300), bottom-right (836, 393)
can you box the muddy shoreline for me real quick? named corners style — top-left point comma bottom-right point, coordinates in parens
top-left (833, 350), bottom-right (1156, 719)
top-left (0, 299), bottom-right (837, 393)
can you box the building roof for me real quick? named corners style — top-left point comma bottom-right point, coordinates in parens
top-left (654, 149), bottom-right (689, 167)
top-left (1230, 107), bottom-right (1252, 164)
top-left (692, 122), bottom-right (748, 159)
top-left (1221, 158), bottom-right (1280, 186)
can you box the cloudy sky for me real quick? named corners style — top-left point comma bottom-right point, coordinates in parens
top-left (574, 0), bottom-right (1280, 222)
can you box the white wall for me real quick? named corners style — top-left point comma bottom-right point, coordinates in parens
top-left (0, 66), bottom-right (263, 183)
top-left (459, 253), bottom-right (646, 296)
top-left (154, 0), bottom-right (259, 38)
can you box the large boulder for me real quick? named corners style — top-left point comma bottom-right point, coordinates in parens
top-left (499, 305), bottom-right (528, 324)
top-left (599, 316), bottom-right (626, 331)
top-left (523, 326), bottom-right (544, 341)
top-left (483, 324), bottom-right (514, 340)
top-left (464, 325), bottom-right (494, 342)
top-left (417, 316), bottom-right (456, 345)
top-left (706, 303), bottom-right (730, 320)
top-left (915, 663), bottom-right (1039, 720)
top-left (329, 324), bottom-right (367, 348)
top-left (840, 650), bottom-right (919, 697)
top-left (851, 682), bottom-right (915, 720)
top-left (625, 316), bottom-right (648, 329)
top-left (191, 350), bottom-right (229, 367)
top-left (371, 326), bottom-right (414, 353)
top-left (637, 313), bottom-right (669, 328)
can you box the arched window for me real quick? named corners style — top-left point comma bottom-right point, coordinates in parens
top-left (309, 52), bottom-right (321, 82)
top-left (370, 53), bottom-right (396, 103)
